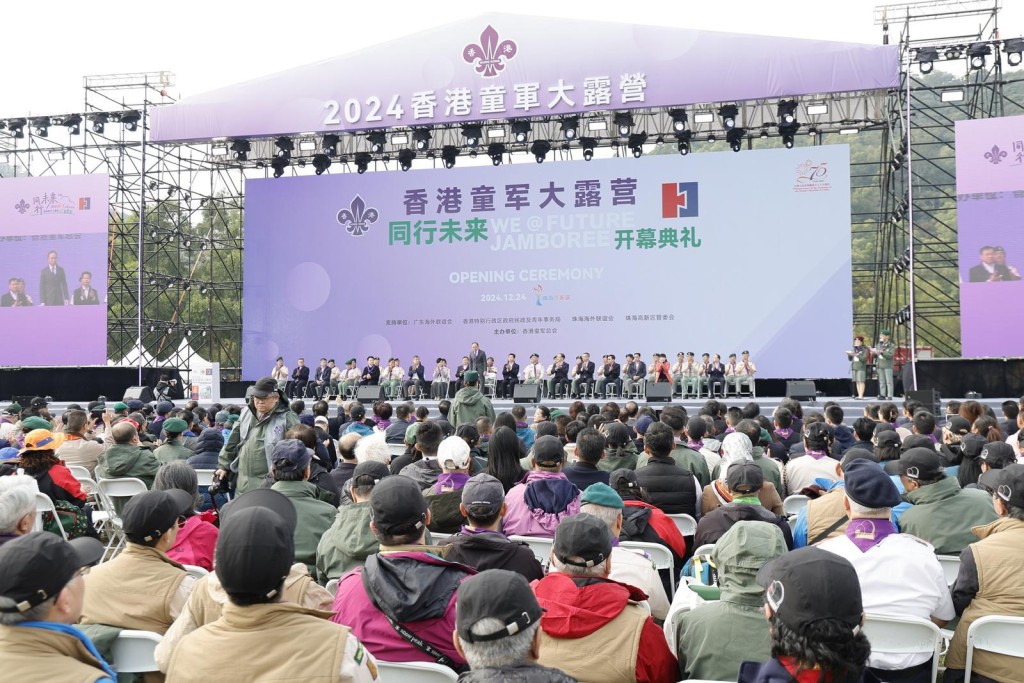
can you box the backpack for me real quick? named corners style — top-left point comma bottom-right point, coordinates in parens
top-left (43, 499), bottom-right (91, 539)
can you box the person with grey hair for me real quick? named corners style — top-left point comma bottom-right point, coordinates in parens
top-left (154, 460), bottom-right (218, 571)
top-left (0, 475), bottom-right (39, 547)
top-left (454, 569), bottom-right (577, 682)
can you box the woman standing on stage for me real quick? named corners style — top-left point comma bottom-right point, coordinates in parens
top-left (846, 336), bottom-right (868, 399)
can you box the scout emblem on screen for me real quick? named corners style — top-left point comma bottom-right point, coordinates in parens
top-left (463, 25), bottom-right (518, 78)
top-left (661, 182), bottom-right (699, 218)
top-left (984, 145), bottom-right (1008, 165)
top-left (337, 195), bottom-right (379, 237)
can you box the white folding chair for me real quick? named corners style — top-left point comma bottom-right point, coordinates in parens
top-left (67, 465), bottom-right (91, 480)
top-left (325, 579), bottom-right (340, 596)
top-left (667, 513), bottom-right (697, 537)
top-left (509, 535), bottom-right (554, 565)
top-left (692, 543), bottom-right (716, 558)
top-left (387, 444), bottom-right (408, 459)
top-left (621, 540), bottom-right (675, 598)
top-left (182, 564), bottom-right (209, 581)
top-left (782, 494), bottom-right (810, 517)
top-left (96, 477), bottom-right (148, 557)
top-left (964, 614), bottom-right (1024, 682)
top-left (194, 469), bottom-right (216, 487)
top-left (663, 583), bottom-right (705, 652)
top-left (936, 554), bottom-right (961, 586)
top-left (428, 532), bottom-right (454, 546)
top-left (862, 613), bottom-right (942, 683)
top-left (111, 630), bottom-right (163, 673)
top-left (376, 661), bottom-right (458, 682)
top-left (34, 493), bottom-right (68, 540)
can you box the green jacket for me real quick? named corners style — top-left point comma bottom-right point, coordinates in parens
top-left (712, 447), bottom-right (783, 493)
top-left (450, 387), bottom-right (496, 428)
top-left (271, 480), bottom-right (337, 577)
top-left (874, 340), bottom-right (895, 369)
top-left (219, 393), bottom-right (300, 494)
top-left (97, 443), bottom-right (160, 514)
top-left (900, 477), bottom-right (1000, 555)
top-left (849, 346), bottom-right (868, 371)
top-left (154, 440), bottom-right (193, 465)
top-left (598, 441), bottom-right (639, 472)
top-left (423, 487), bottom-right (467, 534)
top-left (665, 444), bottom-right (711, 488)
top-left (677, 521), bottom-right (787, 681)
top-left (315, 501), bottom-right (378, 583)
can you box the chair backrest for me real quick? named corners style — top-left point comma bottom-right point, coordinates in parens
top-left (387, 444), bottom-right (407, 458)
top-left (509, 535), bottom-right (554, 564)
top-left (862, 613), bottom-right (942, 683)
top-left (964, 614), bottom-right (1024, 681)
top-left (325, 579), bottom-right (340, 596)
top-left (667, 513), bottom-right (697, 537)
top-left (692, 543), bottom-right (716, 558)
top-left (74, 475), bottom-right (99, 496)
top-left (620, 540), bottom-right (675, 597)
top-left (428, 532), bottom-right (454, 546)
top-left (111, 630), bottom-right (163, 673)
top-left (936, 554), bottom-right (961, 586)
top-left (66, 465), bottom-right (91, 480)
top-left (182, 564), bottom-right (209, 581)
top-left (662, 584), bottom-right (705, 652)
top-left (97, 477), bottom-right (149, 499)
top-left (782, 494), bottom-right (810, 516)
top-left (194, 469), bottom-right (216, 487)
top-left (34, 493), bottom-right (68, 540)
top-left (376, 660), bottom-right (458, 682)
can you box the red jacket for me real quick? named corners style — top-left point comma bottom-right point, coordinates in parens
top-left (623, 499), bottom-right (687, 558)
top-left (166, 514), bottom-right (218, 571)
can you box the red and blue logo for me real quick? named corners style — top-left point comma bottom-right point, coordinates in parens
top-left (661, 182), bottom-right (699, 218)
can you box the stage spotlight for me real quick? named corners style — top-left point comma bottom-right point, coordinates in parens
top-left (413, 128), bottom-right (432, 152)
top-left (627, 132), bottom-right (647, 158)
top-left (31, 117), bottom-right (49, 138)
top-left (354, 152), bottom-right (371, 174)
top-left (321, 134), bottom-right (340, 156)
top-left (580, 137), bottom-right (597, 161)
top-left (718, 104), bottom-right (739, 130)
top-left (441, 145), bottom-right (459, 169)
top-left (366, 131), bottom-right (387, 154)
top-left (89, 113), bottom-right (108, 134)
top-left (1006, 38), bottom-right (1024, 66)
top-left (271, 156), bottom-right (289, 178)
top-left (61, 114), bottom-right (82, 135)
top-left (462, 124), bottom-right (483, 147)
top-left (120, 110), bottom-right (141, 132)
top-left (807, 126), bottom-right (819, 136)
top-left (274, 137), bottom-right (294, 158)
top-left (726, 128), bottom-right (745, 152)
top-left (676, 130), bottom-right (692, 155)
top-left (7, 118), bottom-right (25, 139)
top-left (669, 109), bottom-right (688, 133)
top-left (397, 148), bottom-right (415, 171)
top-left (614, 112), bottom-right (633, 137)
top-left (777, 100), bottom-right (800, 148)
top-left (199, 285), bottom-right (209, 295)
top-left (511, 120), bottom-right (531, 143)
top-left (230, 139), bottom-right (250, 161)
top-left (560, 116), bottom-right (579, 140)
top-left (968, 42), bottom-right (991, 69)
top-left (915, 47), bottom-right (939, 74)
top-left (487, 142), bottom-right (506, 166)
top-left (530, 139), bottom-right (551, 163)
top-left (944, 45), bottom-right (962, 60)
top-left (312, 153), bottom-right (332, 175)
top-left (707, 133), bottom-right (717, 143)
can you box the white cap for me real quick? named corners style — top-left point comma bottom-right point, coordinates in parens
top-left (438, 435), bottom-right (472, 471)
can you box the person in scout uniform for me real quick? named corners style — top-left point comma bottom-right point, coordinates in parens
top-left (847, 336), bottom-right (869, 399)
top-left (871, 330), bottom-right (896, 400)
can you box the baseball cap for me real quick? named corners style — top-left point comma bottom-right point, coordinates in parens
top-left (126, 400), bottom-right (146, 412)
top-left (756, 546), bottom-right (863, 634)
top-left (609, 468), bottom-right (641, 493)
top-left (216, 489), bottom-right (295, 598)
top-left (580, 482), bottom-right (624, 509)
top-left (727, 460), bottom-right (764, 494)
top-left (122, 489), bottom-right (193, 544)
top-left (351, 461), bottom-right (391, 488)
top-left (532, 435), bottom-right (565, 466)
top-left (19, 429), bottom-right (64, 454)
top-left (875, 430), bottom-right (901, 448)
top-left (0, 532), bottom-right (104, 613)
top-left (156, 401), bottom-right (175, 415)
top-left (314, 415), bottom-right (329, 429)
top-left (271, 439), bottom-right (311, 474)
top-left (901, 434), bottom-right (935, 452)
top-left (960, 434), bottom-right (986, 459)
top-left (20, 416), bottom-right (52, 432)
top-left (162, 418), bottom-right (188, 435)
top-left (370, 475), bottom-right (428, 536)
top-left (552, 513), bottom-right (611, 568)
top-left (843, 459), bottom-right (901, 508)
top-left (946, 416), bottom-right (971, 436)
top-left (461, 473), bottom-right (505, 519)
top-left (438, 435), bottom-right (472, 470)
top-left (29, 397), bottom-right (47, 409)
top-left (898, 447), bottom-right (945, 481)
top-left (464, 370), bottom-right (480, 384)
top-left (980, 441), bottom-right (1017, 469)
top-left (456, 569), bottom-right (544, 643)
top-left (978, 464), bottom-right (1024, 507)
top-left (251, 377), bottom-right (278, 398)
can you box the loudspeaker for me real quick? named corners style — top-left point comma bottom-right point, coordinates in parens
top-left (907, 389), bottom-right (941, 416)
top-left (513, 384), bottom-right (541, 404)
top-left (357, 386), bottom-right (385, 404)
top-left (965, 391), bottom-right (983, 400)
top-left (786, 381), bottom-right (817, 401)
top-left (645, 383), bottom-right (672, 402)
top-left (123, 386), bottom-right (155, 403)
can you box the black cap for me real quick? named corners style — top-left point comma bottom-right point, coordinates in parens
top-left (271, 438), bottom-right (311, 474)
top-left (30, 396), bottom-right (47, 409)
top-left (127, 399), bottom-right (145, 411)
top-left (901, 434), bottom-right (934, 452)
top-left (946, 416), bottom-right (971, 436)
top-left (461, 473), bottom-right (505, 519)
top-left (0, 532), bottom-right (104, 613)
top-left (803, 422), bottom-right (833, 446)
top-left (216, 489), bottom-right (296, 599)
top-left (980, 442), bottom-right (1017, 469)
top-left (122, 489), bottom-right (193, 544)
top-left (898, 447), bottom-right (944, 481)
top-left (727, 460), bottom-right (764, 494)
top-left (532, 435), bottom-right (565, 466)
top-left (609, 468), bottom-right (641, 493)
top-left (756, 546), bottom-right (863, 634)
top-left (251, 377), bottom-right (279, 398)
top-left (456, 569), bottom-right (543, 643)
top-left (960, 434), bottom-right (986, 459)
top-left (843, 459), bottom-right (901, 508)
top-left (979, 464), bottom-right (1024, 507)
top-left (875, 430), bottom-right (901, 448)
top-left (552, 513), bottom-right (611, 568)
top-left (351, 461), bottom-right (391, 488)
top-left (370, 476), bottom-right (428, 536)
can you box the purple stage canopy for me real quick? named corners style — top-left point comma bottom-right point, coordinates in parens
top-left (151, 14), bottom-right (899, 143)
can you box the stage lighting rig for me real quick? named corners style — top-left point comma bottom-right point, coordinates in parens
top-left (915, 47), bottom-right (938, 74)
top-left (366, 131), bottom-right (387, 154)
top-left (119, 110), bottom-right (141, 132)
top-left (354, 152), bottom-right (372, 174)
top-left (669, 109), bottom-right (688, 133)
top-left (61, 114), bottom-right (82, 135)
top-left (944, 45), bottom-right (962, 60)
top-left (322, 134), bottom-right (340, 156)
top-left (487, 142), bottom-right (506, 166)
top-left (777, 99), bottom-right (801, 148)
top-left (627, 132), bottom-right (647, 158)
top-left (6, 118), bottom-right (26, 138)
top-left (580, 137), bottom-right (597, 161)
top-left (530, 139), bottom-right (551, 163)
top-left (397, 148), bottom-right (415, 171)
top-left (462, 124), bottom-right (483, 148)
top-left (676, 130), bottom-right (692, 155)
top-left (413, 128), bottom-right (432, 152)
top-left (614, 112), bottom-right (633, 137)
top-left (1004, 38), bottom-right (1023, 66)
top-left (230, 139), bottom-right (250, 161)
top-left (560, 116), bottom-right (579, 140)
top-left (718, 105), bottom-right (739, 130)
top-left (441, 145), bottom-right (459, 169)
top-left (89, 114), bottom-right (108, 134)
top-left (274, 137), bottom-right (294, 159)
top-left (271, 156), bottom-right (290, 178)
top-left (313, 154), bottom-right (332, 175)
top-left (968, 42), bottom-right (990, 69)
top-left (31, 117), bottom-right (49, 137)
top-left (511, 120), bottom-right (531, 143)
top-left (726, 128), bottom-right (745, 152)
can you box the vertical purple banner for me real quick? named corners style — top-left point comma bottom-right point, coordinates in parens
top-left (0, 174), bottom-right (109, 367)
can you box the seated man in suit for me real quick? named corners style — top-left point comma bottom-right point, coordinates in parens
top-left (622, 353), bottom-right (647, 398)
top-left (570, 352), bottom-right (595, 398)
top-left (403, 355), bottom-right (427, 398)
top-left (312, 358), bottom-right (331, 398)
top-left (595, 354), bottom-right (621, 398)
top-left (1, 277), bottom-right (33, 307)
top-left (287, 358), bottom-right (310, 398)
top-left (358, 356), bottom-right (379, 386)
top-left (499, 353), bottom-right (520, 399)
top-left (546, 354), bottom-right (571, 398)
top-left (72, 271), bottom-right (100, 305)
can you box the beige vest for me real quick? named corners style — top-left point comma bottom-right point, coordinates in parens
top-left (946, 517), bottom-right (1024, 681)
top-left (805, 488), bottom-right (849, 545)
top-left (0, 624), bottom-right (109, 683)
top-left (188, 564), bottom-right (324, 626)
top-left (81, 543), bottom-right (187, 634)
top-left (166, 602), bottom-right (351, 683)
top-left (536, 603), bottom-right (647, 683)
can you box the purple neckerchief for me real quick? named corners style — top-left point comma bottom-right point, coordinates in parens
top-left (845, 518), bottom-right (898, 553)
top-left (724, 427), bottom-right (735, 435)
top-left (805, 449), bottom-right (829, 460)
top-left (516, 422), bottom-right (528, 429)
top-left (459, 525), bottom-right (503, 537)
top-left (774, 427), bottom-right (793, 440)
top-left (434, 472), bottom-right (470, 494)
top-left (688, 440), bottom-right (704, 450)
top-left (480, 435), bottom-right (490, 442)
top-left (611, 536), bottom-right (620, 547)
top-left (926, 433), bottom-right (938, 443)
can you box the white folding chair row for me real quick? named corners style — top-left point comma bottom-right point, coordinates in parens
top-left (663, 583), bottom-right (705, 652)
top-left (182, 564), bottom-right (209, 581)
top-left (667, 513), bottom-right (697, 537)
top-left (620, 540), bottom-right (676, 598)
top-left (376, 660), bottom-right (458, 681)
top-left (963, 614), bottom-right (1024, 682)
top-left (691, 543), bottom-right (716, 558)
top-left (509, 535), bottom-right (554, 565)
top-left (782, 494), bottom-right (810, 517)
top-left (428, 532), bottom-right (455, 546)
top-left (387, 444), bottom-right (408, 459)
top-left (34, 493), bottom-right (68, 540)
top-left (111, 630), bottom-right (163, 673)
top-left (936, 554), bottom-right (961, 586)
top-left (861, 613), bottom-right (942, 683)
top-left (66, 464), bottom-right (92, 480)
top-left (194, 469), bottom-right (216, 488)
top-left (95, 477), bottom-right (149, 559)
